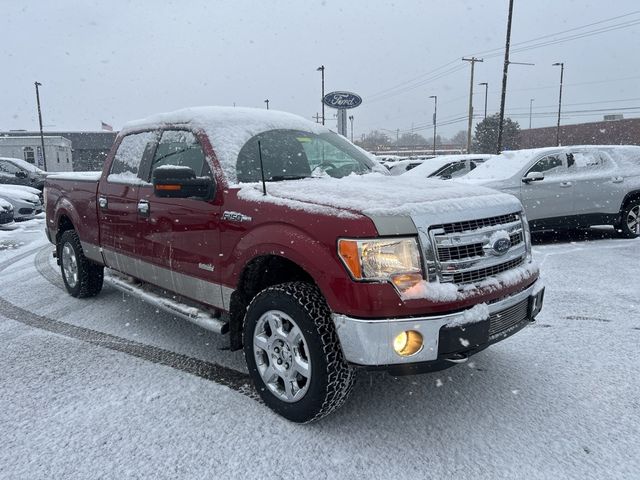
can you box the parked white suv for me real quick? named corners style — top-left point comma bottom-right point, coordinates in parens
top-left (457, 146), bottom-right (640, 238)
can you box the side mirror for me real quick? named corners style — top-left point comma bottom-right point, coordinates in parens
top-left (522, 171), bottom-right (544, 184)
top-left (15, 170), bottom-right (28, 179)
top-left (152, 166), bottom-right (213, 199)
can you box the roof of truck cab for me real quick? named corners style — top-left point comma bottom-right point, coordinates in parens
top-left (121, 107), bottom-right (328, 184)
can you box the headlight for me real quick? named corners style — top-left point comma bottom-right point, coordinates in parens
top-left (338, 237), bottom-right (424, 292)
top-left (521, 211), bottom-right (532, 261)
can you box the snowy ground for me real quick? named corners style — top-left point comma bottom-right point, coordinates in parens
top-left (1, 218), bottom-right (638, 479)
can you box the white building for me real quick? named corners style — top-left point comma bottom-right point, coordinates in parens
top-left (0, 135), bottom-right (73, 172)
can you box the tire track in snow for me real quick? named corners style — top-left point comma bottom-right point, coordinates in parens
top-left (0, 246), bottom-right (258, 401)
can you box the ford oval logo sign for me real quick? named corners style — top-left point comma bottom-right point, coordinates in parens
top-left (492, 238), bottom-right (512, 256)
top-left (322, 91), bottom-right (362, 109)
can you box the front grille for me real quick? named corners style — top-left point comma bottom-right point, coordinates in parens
top-left (426, 211), bottom-right (528, 286)
top-left (433, 213), bottom-right (520, 234)
top-left (489, 298), bottom-right (529, 337)
top-left (451, 256), bottom-right (525, 284)
top-left (18, 208), bottom-right (35, 215)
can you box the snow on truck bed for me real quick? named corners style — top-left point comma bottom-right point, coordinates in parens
top-left (47, 171), bottom-right (102, 181)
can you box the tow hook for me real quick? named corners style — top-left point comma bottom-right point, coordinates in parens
top-left (444, 353), bottom-right (469, 364)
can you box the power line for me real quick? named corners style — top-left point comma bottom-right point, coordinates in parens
top-left (470, 10), bottom-right (640, 58)
top-left (362, 10), bottom-right (640, 105)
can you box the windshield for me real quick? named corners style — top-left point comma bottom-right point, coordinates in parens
top-left (463, 151), bottom-right (541, 181)
top-left (236, 129), bottom-right (376, 182)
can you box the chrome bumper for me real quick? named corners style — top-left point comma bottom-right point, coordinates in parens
top-left (332, 279), bottom-right (544, 366)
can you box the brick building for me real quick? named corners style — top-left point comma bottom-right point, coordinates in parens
top-left (518, 117), bottom-right (640, 149)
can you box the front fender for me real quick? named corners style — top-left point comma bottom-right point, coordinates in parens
top-left (226, 222), bottom-right (347, 310)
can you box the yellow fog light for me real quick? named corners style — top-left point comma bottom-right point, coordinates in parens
top-left (393, 330), bottom-right (423, 357)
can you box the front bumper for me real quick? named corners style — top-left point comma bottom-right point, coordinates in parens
top-left (332, 279), bottom-right (544, 371)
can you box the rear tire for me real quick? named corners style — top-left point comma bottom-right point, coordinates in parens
top-left (243, 282), bottom-right (355, 423)
top-left (615, 199), bottom-right (640, 238)
top-left (59, 230), bottom-right (104, 298)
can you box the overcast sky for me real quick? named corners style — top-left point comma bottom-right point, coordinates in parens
top-left (2, 0), bottom-right (639, 140)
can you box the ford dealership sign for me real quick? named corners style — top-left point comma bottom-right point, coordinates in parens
top-left (322, 91), bottom-right (362, 109)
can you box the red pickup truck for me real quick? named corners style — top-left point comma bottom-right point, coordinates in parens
top-left (45, 107), bottom-right (544, 422)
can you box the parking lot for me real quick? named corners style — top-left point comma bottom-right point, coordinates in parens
top-left (0, 218), bottom-right (637, 479)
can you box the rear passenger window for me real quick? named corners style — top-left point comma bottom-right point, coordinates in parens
top-left (109, 131), bottom-right (156, 183)
top-left (150, 130), bottom-right (211, 179)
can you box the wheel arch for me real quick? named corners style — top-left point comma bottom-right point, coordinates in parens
top-left (620, 189), bottom-right (640, 213)
top-left (228, 254), bottom-right (317, 351)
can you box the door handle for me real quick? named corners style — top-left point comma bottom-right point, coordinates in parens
top-left (612, 176), bottom-right (624, 184)
top-left (98, 196), bottom-right (108, 209)
top-left (137, 200), bottom-right (150, 216)
top-left (560, 181), bottom-right (573, 188)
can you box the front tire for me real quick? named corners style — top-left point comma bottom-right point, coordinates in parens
top-left (616, 199), bottom-right (640, 238)
top-left (59, 230), bottom-right (104, 298)
top-left (243, 282), bottom-right (355, 423)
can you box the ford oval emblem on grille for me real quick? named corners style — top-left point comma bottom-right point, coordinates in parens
top-left (492, 238), bottom-right (511, 256)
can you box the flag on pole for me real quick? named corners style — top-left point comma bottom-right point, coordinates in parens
top-left (101, 121), bottom-right (113, 131)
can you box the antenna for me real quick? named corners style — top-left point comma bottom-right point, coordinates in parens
top-left (257, 140), bottom-right (267, 196)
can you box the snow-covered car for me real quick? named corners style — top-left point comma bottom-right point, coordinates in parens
top-left (0, 157), bottom-right (48, 190)
top-left (388, 158), bottom-right (426, 175)
top-left (403, 154), bottom-right (494, 180)
top-left (457, 145), bottom-right (640, 238)
top-left (0, 185), bottom-right (43, 221)
top-left (0, 197), bottom-right (15, 228)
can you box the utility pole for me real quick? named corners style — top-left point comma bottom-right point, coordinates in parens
top-left (264, 99), bottom-right (269, 110)
top-left (429, 95), bottom-right (437, 155)
top-left (553, 62), bottom-right (565, 146)
top-left (316, 65), bottom-right (325, 125)
top-left (312, 113), bottom-right (321, 123)
top-left (348, 115), bottom-right (354, 142)
top-left (497, 0), bottom-right (514, 154)
top-left (34, 81), bottom-right (47, 171)
top-left (462, 57), bottom-right (483, 153)
top-left (396, 129), bottom-right (399, 144)
top-left (479, 82), bottom-right (488, 119)
top-left (529, 98), bottom-right (534, 129)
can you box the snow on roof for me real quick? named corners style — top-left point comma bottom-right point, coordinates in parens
top-left (121, 107), bottom-right (326, 184)
top-left (0, 157), bottom-right (45, 174)
top-left (238, 173), bottom-right (522, 218)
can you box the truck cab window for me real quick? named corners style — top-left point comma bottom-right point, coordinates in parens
top-left (150, 130), bottom-right (211, 178)
top-left (109, 131), bottom-right (156, 180)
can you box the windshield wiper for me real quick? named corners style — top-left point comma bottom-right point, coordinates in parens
top-left (268, 175), bottom-right (310, 181)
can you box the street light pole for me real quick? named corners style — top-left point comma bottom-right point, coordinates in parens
top-left (478, 82), bottom-right (488, 119)
top-left (529, 98), bottom-right (534, 129)
top-left (429, 95), bottom-right (437, 155)
top-left (316, 65), bottom-right (325, 125)
top-left (34, 81), bottom-right (47, 171)
top-left (264, 99), bottom-right (269, 110)
top-left (552, 62), bottom-right (564, 146)
top-left (348, 115), bottom-right (354, 142)
top-left (462, 57), bottom-right (483, 153)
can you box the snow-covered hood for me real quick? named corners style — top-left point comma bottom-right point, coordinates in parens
top-left (0, 187), bottom-right (40, 204)
top-left (238, 173), bottom-right (523, 231)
